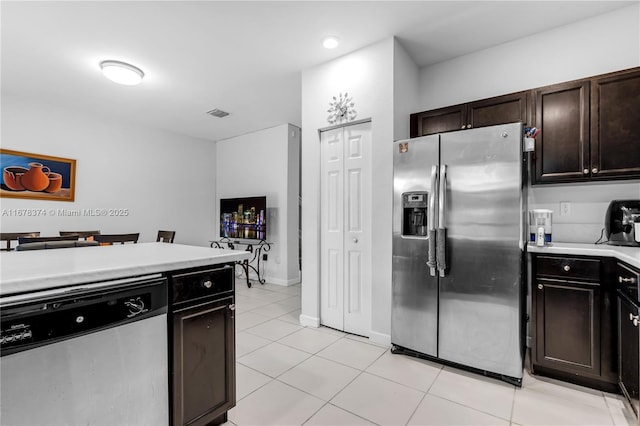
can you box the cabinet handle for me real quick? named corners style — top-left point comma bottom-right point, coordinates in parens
top-left (563, 265), bottom-right (571, 272)
top-left (461, 125), bottom-right (466, 129)
top-left (229, 304), bottom-right (236, 311)
top-left (619, 276), bottom-right (637, 284)
top-left (630, 313), bottom-right (639, 327)
top-left (592, 167), bottom-right (598, 174)
top-left (203, 280), bottom-right (213, 289)
top-left (583, 168), bottom-right (589, 174)
top-left (537, 284), bottom-right (543, 290)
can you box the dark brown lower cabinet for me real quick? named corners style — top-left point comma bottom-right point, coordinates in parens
top-left (172, 296), bottom-right (235, 426)
top-left (531, 254), bottom-right (617, 391)
top-left (535, 279), bottom-right (601, 375)
top-left (618, 292), bottom-right (639, 419)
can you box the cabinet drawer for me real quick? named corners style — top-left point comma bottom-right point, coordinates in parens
top-left (536, 256), bottom-right (601, 281)
top-left (617, 262), bottom-right (640, 302)
top-left (171, 264), bottom-right (234, 305)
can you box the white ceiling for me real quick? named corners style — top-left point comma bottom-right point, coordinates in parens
top-left (1, 1), bottom-right (634, 142)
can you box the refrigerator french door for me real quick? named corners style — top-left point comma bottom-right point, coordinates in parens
top-left (392, 122), bottom-right (525, 385)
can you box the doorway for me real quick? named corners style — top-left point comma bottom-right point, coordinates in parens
top-left (319, 120), bottom-right (372, 336)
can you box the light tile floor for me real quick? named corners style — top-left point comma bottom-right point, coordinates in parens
top-left (225, 281), bottom-right (636, 426)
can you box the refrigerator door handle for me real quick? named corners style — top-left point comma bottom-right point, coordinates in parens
top-left (427, 165), bottom-right (438, 276)
top-left (437, 164), bottom-right (447, 277)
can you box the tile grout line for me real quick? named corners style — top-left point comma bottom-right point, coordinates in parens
top-left (509, 382), bottom-right (517, 424)
top-left (424, 370), bottom-right (515, 423)
top-left (264, 335), bottom-right (387, 425)
top-left (602, 390), bottom-right (619, 426)
top-left (404, 363), bottom-right (444, 425)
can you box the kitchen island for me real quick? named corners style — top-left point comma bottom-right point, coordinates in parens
top-left (0, 243), bottom-right (249, 426)
top-left (0, 242), bottom-right (249, 295)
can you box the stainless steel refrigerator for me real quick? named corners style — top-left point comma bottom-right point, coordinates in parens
top-left (391, 122), bottom-right (526, 385)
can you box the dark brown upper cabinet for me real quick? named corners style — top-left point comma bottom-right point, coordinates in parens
top-left (532, 67), bottom-right (640, 184)
top-left (533, 80), bottom-right (591, 184)
top-left (590, 68), bottom-right (640, 180)
top-left (410, 104), bottom-right (466, 137)
top-left (410, 91), bottom-right (528, 138)
top-left (468, 91), bottom-right (529, 129)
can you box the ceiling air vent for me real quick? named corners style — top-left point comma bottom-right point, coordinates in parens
top-left (206, 108), bottom-right (230, 118)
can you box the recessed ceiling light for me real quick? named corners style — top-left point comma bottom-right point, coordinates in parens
top-left (322, 36), bottom-right (340, 49)
top-left (100, 60), bottom-right (144, 85)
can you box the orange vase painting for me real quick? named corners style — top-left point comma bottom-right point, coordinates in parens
top-left (1, 149), bottom-right (76, 201)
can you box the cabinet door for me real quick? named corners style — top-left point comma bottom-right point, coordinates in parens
top-left (591, 69), bottom-right (640, 180)
top-left (172, 297), bottom-right (235, 426)
top-left (467, 91), bottom-right (528, 129)
top-left (618, 293), bottom-right (640, 417)
top-left (533, 80), bottom-right (590, 184)
top-left (535, 279), bottom-right (601, 376)
top-left (410, 104), bottom-right (466, 137)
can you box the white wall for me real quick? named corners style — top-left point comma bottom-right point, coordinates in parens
top-left (301, 37), bottom-right (395, 344)
top-left (393, 39), bottom-right (420, 141)
top-left (416, 4), bottom-right (640, 243)
top-left (1, 94), bottom-right (217, 246)
top-left (287, 125), bottom-right (301, 280)
top-left (417, 4), bottom-right (640, 111)
top-left (215, 124), bottom-right (300, 286)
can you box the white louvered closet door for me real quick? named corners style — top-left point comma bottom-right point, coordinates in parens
top-left (320, 121), bottom-right (371, 336)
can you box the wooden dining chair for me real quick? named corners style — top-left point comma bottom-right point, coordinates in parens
top-left (59, 230), bottom-right (101, 240)
top-left (94, 233), bottom-right (140, 245)
top-left (0, 232), bottom-right (40, 251)
top-left (157, 230), bottom-right (175, 243)
top-left (18, 235), bottom-right (79, 245)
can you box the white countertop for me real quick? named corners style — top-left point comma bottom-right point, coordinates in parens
top-left (527, 242), bottom-right (640, 269)
top-left (0, 242), bottom-right (250, 296)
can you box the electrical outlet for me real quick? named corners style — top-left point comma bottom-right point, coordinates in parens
top-left (560, 202), bottom-right (571, 217)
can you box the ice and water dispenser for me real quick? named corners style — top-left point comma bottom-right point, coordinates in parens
top-left (402, 192), bottom-right (428, 237)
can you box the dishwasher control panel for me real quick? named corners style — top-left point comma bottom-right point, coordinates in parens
top-left (0, 324), bottom-right (33, 346)
top-left (0, 278), bottom-right (167, 356)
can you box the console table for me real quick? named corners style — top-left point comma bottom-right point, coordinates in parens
top-left (210, 237), bottom-right (272, 288)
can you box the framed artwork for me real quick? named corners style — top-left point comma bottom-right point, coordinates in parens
top-left (0, 149), bottom-right (76, 202)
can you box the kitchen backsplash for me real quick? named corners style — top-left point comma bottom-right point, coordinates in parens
top-left (528, 181), bottom-right (640, 244)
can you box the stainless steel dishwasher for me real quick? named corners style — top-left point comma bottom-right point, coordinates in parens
top-left (0, 274), bottom-right (169, 426)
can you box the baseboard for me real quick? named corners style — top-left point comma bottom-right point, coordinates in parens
top-left (369, 330), bottom-right (391, 346)
top-left (299, 314), bottom-right (320, 328)
top-left (264, 276), bottom-right (301, 286)
top-left (242, 268), bottom-right (300, 286)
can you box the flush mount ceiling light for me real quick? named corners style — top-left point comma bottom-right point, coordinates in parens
top-left (99, 60), bottom-right (144, 85)
top-left (322, 36), bottom-right (340, 49)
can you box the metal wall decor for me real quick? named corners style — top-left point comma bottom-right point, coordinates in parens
top-left (327, 92), bottom-right (357, 124)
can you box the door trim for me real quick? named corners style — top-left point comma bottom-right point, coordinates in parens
top-left (318, 118), bottom-right (372, 134)
top-left (318, 119), bottom-right (372, 336)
